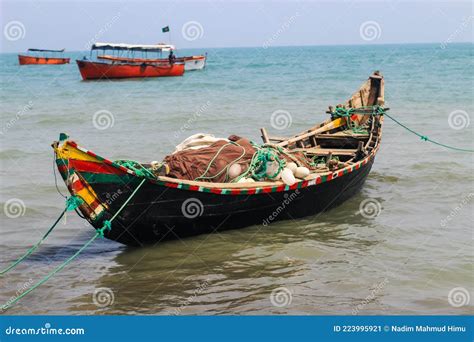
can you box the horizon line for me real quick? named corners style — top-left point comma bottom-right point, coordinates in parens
top-left (2, 41), bottom-right (472, 53)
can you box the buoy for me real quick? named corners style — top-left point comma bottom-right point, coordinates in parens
top-left (229, 163), bottom-right (242, 179)
top-left (281, 168), bottom-right (296, 186)
top-left (287, 162), bottom-right (298, 173)
top-left (294, 166), bottom-right (310, 179)
top-left (237, 177), bottom-right (255, 183)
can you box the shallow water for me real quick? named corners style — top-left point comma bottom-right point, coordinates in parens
top-left (0, 44), bottom-right (473, 315)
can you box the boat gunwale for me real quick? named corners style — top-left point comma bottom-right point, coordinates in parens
top-left (61, 124), bottom-right (382, 196)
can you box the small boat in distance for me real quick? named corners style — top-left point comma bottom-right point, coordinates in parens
top-left (77, 43), bottom-right (185, 80)
top-left (53, 72), bottom-right (385, 246)
top-left (18, 49), bottom-right (70, 65)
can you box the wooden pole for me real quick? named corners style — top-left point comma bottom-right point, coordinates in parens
top-left (260, 128), bottom-right (269, 143)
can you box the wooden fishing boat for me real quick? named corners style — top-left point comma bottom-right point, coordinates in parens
top-left (18, 49), bottom-right (70, 65)
top-left (52, 72), bottom-right (385, 246)
top-left (97, 54), bottom-right (206, 71)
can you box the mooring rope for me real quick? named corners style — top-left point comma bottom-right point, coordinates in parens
top-left (1, 178), bottom-right (146, 311)
top-left (331, 106), bottom-right (474, 153)
top-left (0, 196), bottom-right (84, 276)
top-left (383, 112), bottom-right (474, 153)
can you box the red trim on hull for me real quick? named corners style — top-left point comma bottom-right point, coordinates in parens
top-left (76, 60), bottom-right (185, 80)
top-left (18, 55), bottom-right (70, 65)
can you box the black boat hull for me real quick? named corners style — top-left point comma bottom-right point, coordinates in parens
top-left (90, 158), bottom-right (374, 246)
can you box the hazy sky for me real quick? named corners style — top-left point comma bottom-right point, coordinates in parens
top-left (1, 0), bottom-right (472, 52)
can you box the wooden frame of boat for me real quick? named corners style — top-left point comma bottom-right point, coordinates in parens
top-left (52, 71), bottom-right (385, 246)
top-left (18, 48), bottom-right (70, 65)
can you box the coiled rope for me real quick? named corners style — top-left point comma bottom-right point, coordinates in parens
top-left (234, 145), bottom-right (286, 182)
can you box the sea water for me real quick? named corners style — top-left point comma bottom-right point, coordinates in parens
top-left (0, 43), bottom-right (472, 314)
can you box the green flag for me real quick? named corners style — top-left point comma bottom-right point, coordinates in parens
top-left (162, 26), bottom-right (170, 33)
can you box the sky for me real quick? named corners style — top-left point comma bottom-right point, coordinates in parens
top-left (0, 0), bottom-right (473, 52)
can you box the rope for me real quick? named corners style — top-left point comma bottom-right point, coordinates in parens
top-left (234, 145), bottom-right (286, 182)
top-left (53, 152), bottom-right (67, 199)
top-left (1, 178), bottom-right (146, 311)
top-left (114, 160), bottom-right (156, 179)
top-left (96, 178), bottom-right (146, 237)
top-left (0, 196), bottom-right (84, 276)
top-left (383, 112), bottom-right (474, 153)
top-left (194, 142), bottom-right (247, 182)
top-left (1, 232), bottom-right (99, 311)
top-left (330, 106), bottom-right (474, 153)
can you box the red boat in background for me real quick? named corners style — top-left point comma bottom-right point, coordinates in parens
top-left (18, 49), bottom-right (70, 65)
top-left (77, 60), bottom-right (184, 80)
top-left (77, 43), bottom-right (185, 80)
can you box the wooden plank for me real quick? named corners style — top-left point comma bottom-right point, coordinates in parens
top-left (291, 147), bottom-right (357, 156)
top-left (277, 118), bottom-right (345, 147)
top-left (268, 135), bottom-right (287, 142)
top-left (319, 131), bottom-right (369, 138)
